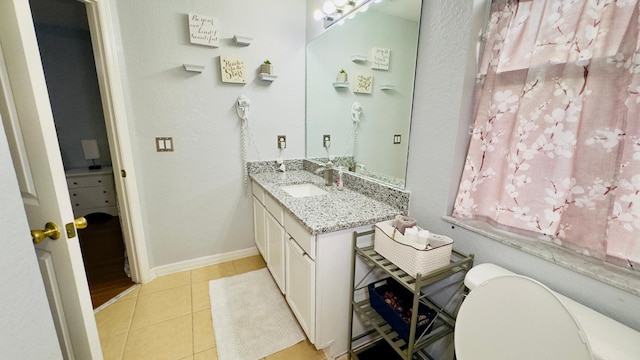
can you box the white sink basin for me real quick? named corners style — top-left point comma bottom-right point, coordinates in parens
top-left (280, 183), bottom-right (328, 198)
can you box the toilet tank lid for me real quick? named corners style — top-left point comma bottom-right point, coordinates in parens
top-left (464, 263), bottom-right (514, 290)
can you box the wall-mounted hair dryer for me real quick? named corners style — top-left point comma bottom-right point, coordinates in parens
top-left (236, 95), bottom-right (251, 120)
top-left (351, 101), bottom-right (363, 123)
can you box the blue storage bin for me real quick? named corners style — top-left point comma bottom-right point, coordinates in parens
top-left (368, 277), bottom-right (437, 342)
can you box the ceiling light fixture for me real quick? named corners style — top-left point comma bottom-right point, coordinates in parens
top-left (315, 0), bottom-right (375, 28)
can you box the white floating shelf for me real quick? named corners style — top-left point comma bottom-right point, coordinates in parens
top-left (233, 35), bottom-right (253, 46)
top-left (333, 81), bottom-right (350, 88)
top-left (183, 64), bottom-right (205, 73)
top-left (351, 55), bottom-right (368, 63)
top-left (259, 73), bottom-right (278, 81)
top-left (379, 84), bottom-right (395, 90)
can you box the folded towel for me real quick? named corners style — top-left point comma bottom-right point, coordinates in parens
top-left (417, 230), bottom-right (431, 246)
top-left (404, 226), bottom-right (419, 243)
top-left (393, 215), bottom-right (416, 235)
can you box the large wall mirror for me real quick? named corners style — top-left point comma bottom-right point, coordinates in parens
top-left (306, 0), bottom-right (422, 188)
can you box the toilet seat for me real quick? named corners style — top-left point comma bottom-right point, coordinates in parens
top-left (455, 275), bottom-right (593, 360)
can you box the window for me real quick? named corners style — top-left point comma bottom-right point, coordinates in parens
top-left (452, 0), bottom-right (640, 271)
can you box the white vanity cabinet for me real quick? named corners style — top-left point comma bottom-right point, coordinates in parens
top-left (252, 182), bottom-right (286, 294)
top-left (250, 179), bottom-right (381, 357)
top-left (252, 184), bottom-right (267, 259)
top-left (284, 210), bottom-right (374, 358)
top-left (265, 196), bottom-right (286, 294)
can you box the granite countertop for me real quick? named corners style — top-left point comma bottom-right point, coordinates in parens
top-left (250, 170), bottom-right (402, 235)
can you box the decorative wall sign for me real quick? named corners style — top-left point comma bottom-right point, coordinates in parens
top-left (220, 56), bottom-right (247, 83)
top-left (354, 73), bottom-right (373, 94)
top-left (188, 13), bottom-right (220, 47)
top-left (371, 47), bottom-right (391, 70)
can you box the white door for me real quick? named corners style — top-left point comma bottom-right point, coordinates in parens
top-left (0, 1), bottom-right (102, 359)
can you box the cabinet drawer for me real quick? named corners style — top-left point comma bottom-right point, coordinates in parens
top-left (69, 186), bottom-right (116, 210)
top-left (67, 174), bottom-right (114, 189)
top-left (265, 194), bottom-right (284, 225)
top-left (252, 181), bottom-right (266, 205)
top-left (284, 211), bottom-right (316, 259)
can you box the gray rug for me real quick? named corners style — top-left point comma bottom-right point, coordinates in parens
top-left (209, 268), bottom-right (305, 360)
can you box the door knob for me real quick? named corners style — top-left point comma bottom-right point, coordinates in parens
top-left (74, 216), bottom-right (88, 230)
top-left (31, 222), bottom-right (61, 244)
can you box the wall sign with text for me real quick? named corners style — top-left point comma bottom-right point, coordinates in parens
top-left (354, 73), bottom-right (373, 94)
top-left (371, 47), bottom-right (390, 70)
top-left (188, 13), bottom-right (220, 47)
top-left (220, 56), bottom-right (247, 84)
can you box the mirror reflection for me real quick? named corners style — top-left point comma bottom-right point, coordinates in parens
top-left (306, 0), bottom-right (422, 188)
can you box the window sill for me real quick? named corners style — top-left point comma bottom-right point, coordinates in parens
top-left (442, 216), bottom-right (640, 297)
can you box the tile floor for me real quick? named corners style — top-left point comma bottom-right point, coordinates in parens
top-left (96, 255), bottom-right (328, 360)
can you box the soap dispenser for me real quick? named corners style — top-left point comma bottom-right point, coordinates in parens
top-left (336, 166), bottom-right (344, 190)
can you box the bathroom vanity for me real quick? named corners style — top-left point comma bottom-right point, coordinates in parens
top-left (250, 165), bottom-right (405, 358)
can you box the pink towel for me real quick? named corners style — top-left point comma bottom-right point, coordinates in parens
top-left (393, 215), bottom-right (416, 235)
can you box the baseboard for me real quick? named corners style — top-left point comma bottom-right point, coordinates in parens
top-left (148, 247), bottom-right (259, 280)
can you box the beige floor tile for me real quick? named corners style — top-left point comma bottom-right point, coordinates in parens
top-left (191, 281), bottom-right (212, 312)
top-left (130, 285), bottom-right (191, 330)
top-left (139, 271), bottom-right (191, 297)
top-left (190, 262), bottom-right (235, 283)
top-left (265, 339), bottom-right (326, 360)
top-left (123, 314), bottom-right (193, 360)
top-left (194, 348), bottom-right (218, 360)
top-left (116, 286), bottom-right (140, 303)
top-left (233, 255), bottom-right (266, 274)
top-left (100, 332), bottom-right (127, 360)
top-left (193, 309), bottom-right (216, 353)
top-left (95, 298), bottom-right (136, 339)
top-left (179, 357), bottom-right (194, 360)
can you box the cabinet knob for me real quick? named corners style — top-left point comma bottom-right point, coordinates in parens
top-left (98, 180), bottom-right (102, 183)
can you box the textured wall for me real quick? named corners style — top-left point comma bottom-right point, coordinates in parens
top-left (111, 0), bottom-right (306, 267)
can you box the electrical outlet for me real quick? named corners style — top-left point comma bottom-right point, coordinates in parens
top-left (277, 135), bottom-right (286, 149)
top-left (394, 134), bottom-right (401, 144)
top-left (323, 134), bottom-right (331, 148)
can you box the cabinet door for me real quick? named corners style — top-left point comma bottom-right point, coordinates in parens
top-left (252, 196), bottom-right (267, 259)
top-left (266, 211), bottom-right (285, 294)
top-left (286, 237), bottom-right (316, 343)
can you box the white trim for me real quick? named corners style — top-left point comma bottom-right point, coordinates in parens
top-left (83, 0), bottom-right (151, 283)
top-left (150, 247), bottom-right (260, 278)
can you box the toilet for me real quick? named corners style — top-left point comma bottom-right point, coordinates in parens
top-left (454, 263), bottom-right (640, 360)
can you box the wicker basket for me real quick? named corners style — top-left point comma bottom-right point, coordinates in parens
top-left (374, 220), bottom-right (453, 278)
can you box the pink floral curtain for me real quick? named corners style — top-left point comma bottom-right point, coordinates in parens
top-left (452, 0), bottom-right (640, 271)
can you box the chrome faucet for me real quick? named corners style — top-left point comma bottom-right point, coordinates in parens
top-left (314, 162), bottom-right (334, 186)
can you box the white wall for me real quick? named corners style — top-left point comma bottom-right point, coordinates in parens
top-left (111, 0), bottom-right (306, 268)
top-left (406, 0), bottom-right (640, 336)
top-left (0, 123), bottom-right (62, 358)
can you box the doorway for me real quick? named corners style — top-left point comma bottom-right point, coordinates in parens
top-left (29, 0), bottom-right (134, 309)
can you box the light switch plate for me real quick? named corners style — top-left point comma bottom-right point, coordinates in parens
top-left (156, 137), bottom-right (174, 152)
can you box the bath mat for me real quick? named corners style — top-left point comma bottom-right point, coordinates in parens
top-left (209, 268), bottom-right (305, 360)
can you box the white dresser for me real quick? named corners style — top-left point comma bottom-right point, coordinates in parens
top-left (65, 166), bottom-right (118, 217)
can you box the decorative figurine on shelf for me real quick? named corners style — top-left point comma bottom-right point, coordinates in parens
top-left (261, 59), bottom-right (273, 75)
top-left (337, 68), bottom-right (348, 82)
